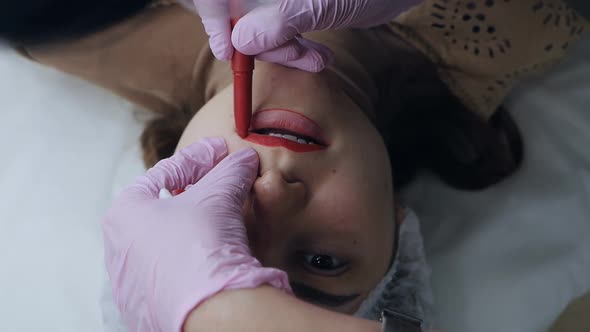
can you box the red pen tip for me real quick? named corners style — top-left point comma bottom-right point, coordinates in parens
top-left (171, 189), bottom-right (185, 196)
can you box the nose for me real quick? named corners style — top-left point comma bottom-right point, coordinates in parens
top-left (247, 169), bottom-right (307, 265)
top-left (252, 169), bottom-right (307, 224)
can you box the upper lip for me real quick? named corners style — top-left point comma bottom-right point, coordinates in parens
top-left (250, 109), bottom-right (328, 146)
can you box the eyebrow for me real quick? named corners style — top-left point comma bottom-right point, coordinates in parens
top-left (290, 282), bottom-right (359, 308)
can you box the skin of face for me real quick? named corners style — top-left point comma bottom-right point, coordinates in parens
top-left (176, 61), bottom-right (397, 314)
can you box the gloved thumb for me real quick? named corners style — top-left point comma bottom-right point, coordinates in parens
top-left (231, 4), bottom-right (333, 72)
top-left (231, 4), bottom-right (298, 56)
top-left (187, 147), bottom-right (259, 216)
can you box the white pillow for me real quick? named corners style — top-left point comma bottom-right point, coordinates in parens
top-left (0, 45), bottom-right (143, 332)
top-left (402, 37), bottom-right (590, 332)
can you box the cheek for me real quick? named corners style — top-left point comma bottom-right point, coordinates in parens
top-left (312, 143), bottom-right (395, 266)
top-left (312, 171), bottom-right (395, 292)
top-left (329, 147), bottom-right (394, 223)
top-left (176, 89), bottom-right (253, 153)
top-left (313, 165), bottom-right (394, 237)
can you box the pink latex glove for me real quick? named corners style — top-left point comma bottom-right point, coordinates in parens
top-left (181, 0), bottom-right (423, 72)
top-left (102, 137), bottom-right (291, 332)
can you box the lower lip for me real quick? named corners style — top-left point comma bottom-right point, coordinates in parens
top-left (245, 133), bottom-right (325, 153)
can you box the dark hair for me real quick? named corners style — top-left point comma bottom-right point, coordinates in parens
top-left (385, 96), bottom-right (523, 191)
top-left (0, 0), bottom-right (151, 45)
top-left (141, 106), bottom-right (194, 168)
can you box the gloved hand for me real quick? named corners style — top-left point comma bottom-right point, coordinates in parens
top-left (182, 0), bottom-right (423, 72)
top-left (102, 137), bottom-right (291, 332)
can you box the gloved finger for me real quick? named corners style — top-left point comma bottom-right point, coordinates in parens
top-left (192, 0), bottom-right (233, 60)
top-left (254, 38), bottom-right (304, 63)
top-left (188, 148), bottom-right (259, 216)
top-left (125, 137), bottom-right (229, 199)
top-left (256, 37), bottom-right (333, 73)
top-left (231, 3), bottom-right (301, 56)
top-left (202, 15), bottom-right (233, 61)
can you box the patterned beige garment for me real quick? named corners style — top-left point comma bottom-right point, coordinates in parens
top-left (390, 0), bottom-right (589, 118)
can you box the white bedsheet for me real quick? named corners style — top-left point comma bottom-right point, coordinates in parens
top-left (0, 46), bottom-right (144, 332)
top-left (0, 36), bottom-right (588, 332)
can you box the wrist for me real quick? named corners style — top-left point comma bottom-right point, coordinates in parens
top-left (165, 251), bottom-right (291, 332)
top-left (184, 286), bottom-right (381, 332)
top-left (183, 287), bottom-right (281, 332)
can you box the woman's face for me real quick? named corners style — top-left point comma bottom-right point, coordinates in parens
top-left (177, 62), bottom-right (397, 314)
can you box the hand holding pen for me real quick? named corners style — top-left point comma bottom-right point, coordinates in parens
top-left (180, 0), bottom-right (424, 138)
top-left (182, 0), bottom-right (424, 72)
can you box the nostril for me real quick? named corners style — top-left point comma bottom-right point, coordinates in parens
top-left (261, 168), bottom-right (301, 185)
top-left (255, 169), bottom-right (303, 190)
top-left (253, 169), bottom-right (307, 220)
top-left (283, 173), bottom-right (301, 184)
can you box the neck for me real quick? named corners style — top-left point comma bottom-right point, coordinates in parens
top-left (303, 27), bottom-right (430, 121)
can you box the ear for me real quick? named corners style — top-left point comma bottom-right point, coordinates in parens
top-left (389, 199), bottom-right (406, 266)
top-left (394, 199), bottom-right (407, 226)
top-left (141, 109), bottom-right (190, 168)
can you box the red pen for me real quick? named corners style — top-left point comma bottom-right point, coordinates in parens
top-left (171, 188), bottom-right (185, 196)
top-left (231, 17), bottom-right (254, 138)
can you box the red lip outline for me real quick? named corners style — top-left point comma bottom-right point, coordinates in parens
top-left (245, 109), bottom-right (328, 153)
